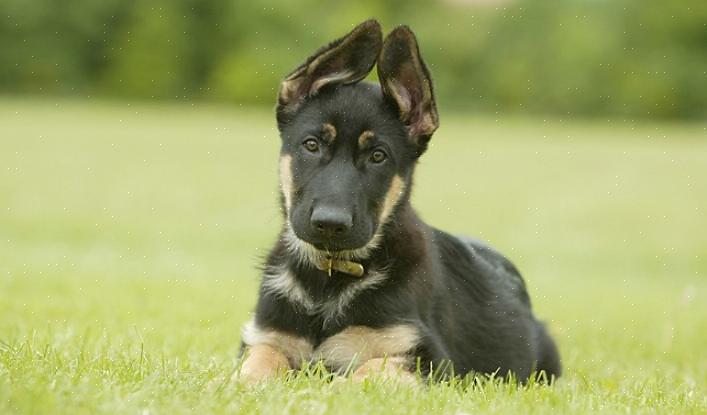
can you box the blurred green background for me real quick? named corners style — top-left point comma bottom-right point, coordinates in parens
top-left (1, 0), bottom-right (705, 118)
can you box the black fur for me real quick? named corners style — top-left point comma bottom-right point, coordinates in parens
top-left (245, 20), bottom-right (561, 382)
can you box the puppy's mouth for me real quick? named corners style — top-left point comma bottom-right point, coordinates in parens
top-left (285, 222), bottom-right (380, 263)
top-left (310, 241), bottom-right (361, 254)
top-left (304, 233), bottom-right (381, 261)
top-left (303, 243), bottom-right (369, 263)
top-left (292, 225), bottom-right (374, 254)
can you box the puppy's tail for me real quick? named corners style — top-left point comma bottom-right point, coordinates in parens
top-left (533, 321), bottom-right (562, 382)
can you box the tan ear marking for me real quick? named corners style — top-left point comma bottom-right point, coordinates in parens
top-left (277, 20), bottom-right (382, 114)
top-left (322, 123), bottom-right (337, 143)
top-left (358, 130), bottom-right (375, 148)
top-left (377, 25), bottom-right (439, 143)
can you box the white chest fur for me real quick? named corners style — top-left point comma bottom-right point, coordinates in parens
top-left (260, 266), bottom-right (389, 327)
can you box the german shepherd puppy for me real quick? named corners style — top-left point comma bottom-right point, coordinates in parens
top-left (238, 19), bottom-right (561, 383)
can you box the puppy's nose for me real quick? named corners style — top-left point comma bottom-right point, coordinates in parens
top-left (310, 206), bottom-right (353, 238)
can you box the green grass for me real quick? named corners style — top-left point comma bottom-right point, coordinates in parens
top-left (1, 97), bottom-right (706, 414)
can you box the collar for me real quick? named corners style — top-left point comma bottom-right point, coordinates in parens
top-left (315, 257), bottom-right (365, 277)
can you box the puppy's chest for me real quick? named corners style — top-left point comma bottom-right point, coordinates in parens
top-left (252, 266), bottom-right (422, 370)
top-left (261, 265), bottom-right (390, 328)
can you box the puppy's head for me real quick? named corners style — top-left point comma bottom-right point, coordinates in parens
top-left (276, 20), bottom-right (438, 257)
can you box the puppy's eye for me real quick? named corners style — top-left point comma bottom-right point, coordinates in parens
top-left (303, 138), bottom-right (320, 153)
top-left (370, 149), bottom-right (387, 164)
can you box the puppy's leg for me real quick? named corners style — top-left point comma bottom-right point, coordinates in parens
top-left (351, 356), bottom-right (417, 384)
top-left (237, 344), bottom-right (290, 384)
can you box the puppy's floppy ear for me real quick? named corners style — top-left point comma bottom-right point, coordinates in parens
top-left (378, 26), bottom-right (439, 153)
top-left (277, 19), bottom-right (382, 118)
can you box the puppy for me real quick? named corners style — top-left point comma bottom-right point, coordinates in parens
top-left (237, 19), bottom-right (561, 383)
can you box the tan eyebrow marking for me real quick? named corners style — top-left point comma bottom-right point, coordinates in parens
top-left (358, 130), bottom-right (375, 148)
top-left (322, 123), bottom-right (337, 144)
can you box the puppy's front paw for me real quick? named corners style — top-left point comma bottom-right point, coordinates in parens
top-left (351, 357), bottom-right (418, 385)
top-left (235, 344), bottom-right (291, 384)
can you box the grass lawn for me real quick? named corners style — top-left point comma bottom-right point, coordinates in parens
top-left (1, 97), bottom-right (706, 414)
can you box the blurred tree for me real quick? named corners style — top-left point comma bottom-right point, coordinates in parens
top-left (99, 1), bottom-right (192, 97)
top-left (0, 0), bottom-right (704, 119)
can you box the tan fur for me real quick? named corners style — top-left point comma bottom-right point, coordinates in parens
top-left (313, 324), bottom-right (419, 372)
top-left (238, 321), bottom-right (419, 381)
top-left (241, 319), bottom-right (313, 366)
top-left (380, 30), bottom-right (438, 137)
top-left (385, 78), bottom-right (411, 115)
top-left (279, 155), bottom-right (293, 212)
top-left (322, 123), bottom-right (337, 143)
top-left (351, 357), bottom-right (418, 383)
top-left (379, 175), bottom-right (405, 224)
top-left (278, 23), bottom-right (369, 111)
top-left (238, 344), bottom-right (290, 384)
top-left (358, 130), bottom-right (375, 148)
top-left (277, 78), bottom-right (302, 110)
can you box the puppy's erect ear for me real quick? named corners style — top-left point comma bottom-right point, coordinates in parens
top-left (277, 19), bottom-right (382, 118)
top-left (378, 26), bottom-right (439, 153)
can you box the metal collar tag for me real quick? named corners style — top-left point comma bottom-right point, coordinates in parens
top-left (316, 258), bottom-right (365, 277)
